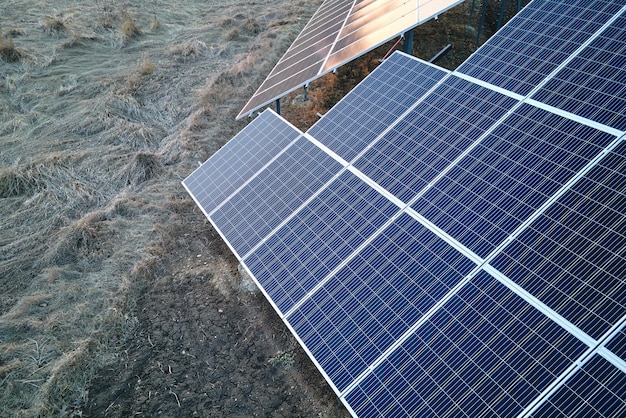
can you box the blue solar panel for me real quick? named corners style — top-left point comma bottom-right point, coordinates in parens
top-left (344, 270), bottom-right (588, 418)
top-left (606, 327), bottom-right (626, 362)
top-left (353, 75), bottom-right (518, 203)
top-left (287, 212), bottom-right (476, 392)
top-left (491, 141), bottom-right (626, 340)
top-left (532, 14), bottom-right (626, 131)
top-left (183, 109), bottom-right (301, 215)
top-left (210, 137), bottom-right (343, 257)
top-left (457, 0), bottom-right (625, 96)
top-left (530, 355), bottom-right (626, 418)
top-left (411, 104), bottom-right (616, 259)
top-left (184, 2), bottom-right (626, 416)
top-left (244, 170), bottom-right (398, 315)
top-left (308, 52), bottom-right (447, 162)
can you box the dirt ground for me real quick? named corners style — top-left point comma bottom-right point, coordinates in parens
top-left (85, 199), bottom-right (347, 417)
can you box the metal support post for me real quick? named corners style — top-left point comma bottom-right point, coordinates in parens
top-left (403, 29), bottom-right (414, 54)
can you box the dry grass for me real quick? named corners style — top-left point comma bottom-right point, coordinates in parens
top-left (225, 27), bottom-right (240, 41)
top-left (121, 152), bottom-right (162, 186)
top-left (119, 11), bottom-right (140, 44)
top-left (0, 1), bottom-right (339, 416)
top-left (0, 29), bottom-right (22, 62)
top-left (150, 14), bottom-right (160, 30)
top-left (42, 15), bottom-right (66, 34)
top-left (0, 166), bottom-right (40, 198)
top-left (139, 55), bottom-right (156, 75)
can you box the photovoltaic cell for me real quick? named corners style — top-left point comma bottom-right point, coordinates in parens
top-left (532, 14), bottom-right (626, 131)
top-left (457, 0), bottom-right (626, 96)
top-left (308, 52), bottom-right (447, 162)
top-left (491, 141), bottom-right (626, 340)
top-left (210, 137), bottom-right (343, 257)
top-left (530, 355), bottom-right (626, 418)
top-left (244, 170), bottom-right (398, 315)
top-left (411, 104), bottom-right (616, 259)
top-left (287, 212), bottom-right (476, 392)
top-left (183, 110), bottom-right (300, 215)
top-left (345, 270), bottom-right (588, 418)
top-left (353, 75), bottom-right (517, 203)
top-left (606, 327), bottom-right (626, 362)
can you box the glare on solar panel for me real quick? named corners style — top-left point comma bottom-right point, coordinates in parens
top-left (237, 0), bottom-right (463, 119)
top-left (182, 109), bottom-right (301, 216)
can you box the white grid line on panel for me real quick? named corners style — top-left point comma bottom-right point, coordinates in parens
top-left (452, 72), bottom-right (624, 138)
top-left (282, 208), bottom-right (405, 319)
top-left (527, 3), bottom-right (626, 100)
top-left (319, 0), bottom-right (358, 73)
top-left (304, 133), bottom-right (350, 167)
top-left (479, 133), bottom-right (625, 268)
top-left (483, 265), bottom-right (597, 348)
top-left (343, 57), bottom-right (451, 163)
top-left (238, 175), bottom-right (345, 262)
top-left (598, 348), bottom-right (626, 375)
top-left (518, 314), bottom-right (626, 417)
top-left (340, 265), bottom-right (484, 397)
top-left (527, 99), bottom-right (624, 137)
top-left (452, 71), bottom-right (526, 101)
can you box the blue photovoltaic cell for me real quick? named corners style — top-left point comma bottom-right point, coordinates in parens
top-left (244, 170), bottom-right (398, 315)
top-left (530, 355), bottom-right (626, 418)
top-left (491, 141), bottom-right (626, 340)
top-left (210, 137), bottom-right (343, 257)
top-left (287, 212), bottom-right (476, 392)
top-left (457, 0), bottom-right (625, 96)
top-left (345, 270), bottom-right (588, 418)
top-left (307, 52), bottom-right (447, 162)
top-left (532, 14), bottom-right (626, 131)
top-left (411, 104), bottom-right (616, 259)
top-left (183, 110), bottom-right (300, 215)
top-left (354, 75), bottom-right (517, 203)
top-left (606, 327), bottom-right (626, 362)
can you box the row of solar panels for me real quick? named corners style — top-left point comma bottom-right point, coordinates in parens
top-left (237, 0), bottom-right (464, 119)
top-left (185, 0), bottom-right (626, 416)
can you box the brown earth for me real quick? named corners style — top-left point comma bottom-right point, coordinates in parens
top-left (85, 200), bottom-right (345, 417)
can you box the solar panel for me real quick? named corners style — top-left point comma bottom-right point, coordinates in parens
top-left (531, 14), bottom-right (626, 130)
top-left (210, 136), bottom-right (344, 257)
top-left (529, 356), bottom-right (626, 418)
top-left (287, 212), bottom-right (476, 392)
top-left (243, 170), bottom-right (398, 315)
top-left (308, 52), bottom-right (448, 162)
top-left (353, 75), bottom-right (518, 203)
top-left (411, 103), bottom-right (616, 259)
top-left (237, 0), bottom-right (463, 119)
top-left (345, 271), bottom-right (588, 418)
top-left (606, 327), bottom-right (626, 362)
top-left (184, 1), bottom-right (626, 416)
top-left (457, 0), bottom-right (626, 96)
top-left (182, 109), bottom-right (300, 216)
top-left (490, 140), bottom-right (626, 340)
